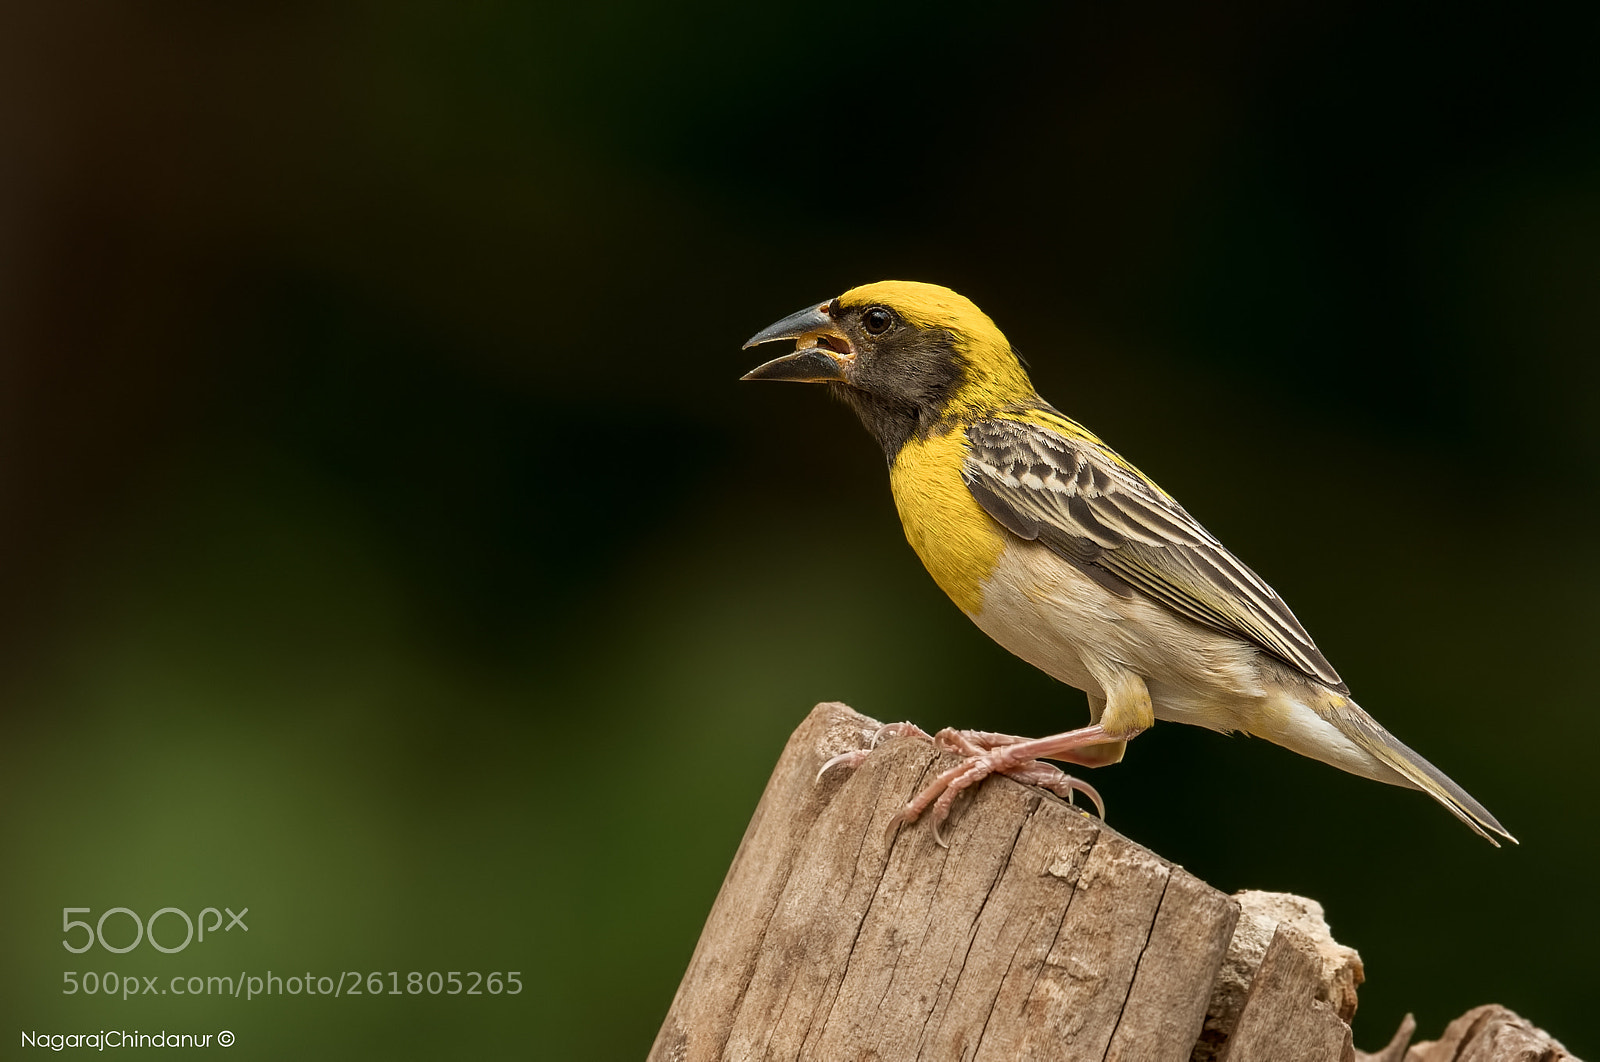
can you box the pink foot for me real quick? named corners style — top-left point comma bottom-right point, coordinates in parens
top-left (887, 725), bottom-right (1113, 847)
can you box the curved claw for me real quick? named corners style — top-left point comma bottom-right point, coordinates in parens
top-left (817, 748), bottom-right (871, 782)
top-left (999, 761), bottom-right (1107, 821)
top-left (1074, 778), bottom-right (1106, 820)
top-left (819, 722), bottom-right (936, 785)
top-left (1054, 775), bottom-right (1106, 821)
top-left (884, 806), bottom-right (917, 845)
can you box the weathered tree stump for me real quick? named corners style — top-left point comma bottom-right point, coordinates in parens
top-left (650, 703), bottom-right (1576, 1062)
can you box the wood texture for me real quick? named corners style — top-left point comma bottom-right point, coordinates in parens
top-left (651, 702), bottom-right (1236, 1062)
top-left (1403, 1005), bottom-right (1576, 1062)
top-left (650, 703), bottom-right (1579, 1062)
top-left (1106, 872), bottom-right (1237, 1060)
top-left (1218, 924), bottom-right (1355, 1062)
top-left (1198, 891), bottom-right (1365, 1061)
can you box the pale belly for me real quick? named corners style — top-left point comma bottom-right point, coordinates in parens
top-left (956, 541), bottom-right (1400, 783)
top-left (965, 540), bottom-right (1277, 734)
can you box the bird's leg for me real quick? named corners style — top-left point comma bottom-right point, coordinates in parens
top-left (932, 725), bottom-right (1126, 768)
top-left (1080, 692), bottom-right (1129, 766)
top-left (890, 673), bottom-right (1154, 846)
top-left (888, 723), bottom-right (1117, 844)
top-left (934, 728), bottom-right (1105, 819)
top-left (1002, 761), bottom-right (1106, 820)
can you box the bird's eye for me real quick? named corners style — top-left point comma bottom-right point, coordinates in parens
top-left (862, 307), bottom-right (893, 335)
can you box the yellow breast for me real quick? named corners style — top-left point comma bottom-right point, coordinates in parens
top-left (888, 427), bottom-right (1009, 615)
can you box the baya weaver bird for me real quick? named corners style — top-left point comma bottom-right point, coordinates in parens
top-left (742, 280), bottom-right (1512, 846)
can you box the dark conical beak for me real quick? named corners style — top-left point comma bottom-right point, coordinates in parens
top-left (740, 302), bottom-right (854, 383)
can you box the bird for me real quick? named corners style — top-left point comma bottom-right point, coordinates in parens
top-left (741, 280), bottom-right (1514, 846)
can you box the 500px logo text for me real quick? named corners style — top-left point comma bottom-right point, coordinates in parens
top-left (62, 907), bottom-right (248, 954)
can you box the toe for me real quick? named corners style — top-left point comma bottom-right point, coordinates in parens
top-left (817, 748), bottom-right (871, 782)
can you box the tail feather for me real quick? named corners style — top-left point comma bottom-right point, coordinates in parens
top-left (1328, 703), bottom-right (1516, 846)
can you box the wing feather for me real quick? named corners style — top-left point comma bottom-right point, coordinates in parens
top-left (963, 415), bottom-right (1345, 690)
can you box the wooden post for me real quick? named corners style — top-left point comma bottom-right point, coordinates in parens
top-left (650, 703), bottom-right (1577, 1062)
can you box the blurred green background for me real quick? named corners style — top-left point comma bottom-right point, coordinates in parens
top-left (1, 2), bottom-right (1595, 1058)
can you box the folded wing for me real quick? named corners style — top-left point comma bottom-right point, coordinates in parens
top-left (963, 415), bottom-right (1345, 690)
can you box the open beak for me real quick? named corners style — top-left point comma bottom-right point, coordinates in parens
top-left (741, 302), bottom-right (855, 383)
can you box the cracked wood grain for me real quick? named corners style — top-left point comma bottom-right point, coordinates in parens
top-left (1400, 1005), bottom-right (1577, 1062)
top-left (1218, 924), bottom-right (1355, 1062)
top-left (649, 703), bottom-right (1577, 1062)
top-left (1106, 867), bottom-right (1240, 1060)
top-left (649, 703), bottom-right (1238, 1062)
top-left (973, 824), bottom-right (1174, 1060)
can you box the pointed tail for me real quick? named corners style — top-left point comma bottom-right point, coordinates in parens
top-left (1327, 702), bottom-right (1517, 846)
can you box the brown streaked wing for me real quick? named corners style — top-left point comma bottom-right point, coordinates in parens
top-left (962, 416), bottom-right (1345, 690)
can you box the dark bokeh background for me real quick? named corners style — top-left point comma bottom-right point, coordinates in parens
top-left (1, 3), bottom-right (1595, 1058)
